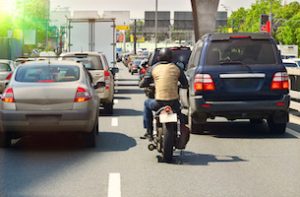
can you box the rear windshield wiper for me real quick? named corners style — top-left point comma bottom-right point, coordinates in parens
top-left (219, 60), bottom-right (244, 65)
top-left (86, 68), bottom-right (96, 70)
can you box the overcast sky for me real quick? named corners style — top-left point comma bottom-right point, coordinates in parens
top-left (50, 0), bottom-right (299, 18)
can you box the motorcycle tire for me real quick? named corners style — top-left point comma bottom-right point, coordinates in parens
top-left (162, 123), bottom-right (176, 163)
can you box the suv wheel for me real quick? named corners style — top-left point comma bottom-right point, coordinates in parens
top-left (0, 133), bottom-right (11, 148)
top-left (267, 120), bottom-right (286, 134)
top-left (188, 111), bottom-right (205, 134)
top-left (104, 103), bottom-right (113, 115)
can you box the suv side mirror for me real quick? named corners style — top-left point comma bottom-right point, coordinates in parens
top-left (94, 81), bottom-right (106, 89)
top-left (110, 67), bottom-right (119, 75)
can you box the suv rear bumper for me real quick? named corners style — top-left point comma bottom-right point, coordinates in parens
top-left (190, 95), bottom-right (290, 123)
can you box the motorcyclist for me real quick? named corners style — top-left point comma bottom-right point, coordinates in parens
top-left (139, 48), bottom-right (189, 139)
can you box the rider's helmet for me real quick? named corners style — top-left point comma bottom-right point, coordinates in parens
top-left (158, 48), bottom-right (172, 63)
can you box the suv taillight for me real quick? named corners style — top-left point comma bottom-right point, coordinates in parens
top-left (2, 87), bottom-right (15, 103)
top-left (271, 72), bottom-right (289, 90)
top-left (104, 70), bottom-right (110, 90)
top-left (5, 73), bottom-right (12, 80)
top-left (194, 74), bottom-right (215, 91)
top-left (74, 87), bottom-right (91, 103)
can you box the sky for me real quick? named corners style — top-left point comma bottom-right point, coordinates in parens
top-left (49, 0), bottom-right (300, 18)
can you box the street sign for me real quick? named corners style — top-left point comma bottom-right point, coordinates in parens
top-left (116, 25), bottom-right (130, 31)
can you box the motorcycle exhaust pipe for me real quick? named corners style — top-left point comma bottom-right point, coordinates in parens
top-left (148, 144), bottom-right (156, 151)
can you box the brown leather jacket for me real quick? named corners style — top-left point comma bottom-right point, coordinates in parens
top-left (139, 62), bottom-right (188, 101)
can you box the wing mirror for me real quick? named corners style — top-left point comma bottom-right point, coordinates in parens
top-left (94, 81), bottom-right (106, 89)
top-left (110, 67), bottom-right (119, 75)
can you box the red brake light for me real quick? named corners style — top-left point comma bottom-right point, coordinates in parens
top-left (5, 73), bottom-right (12, 80)
top-left (230, 36), bottom-right (251, 39)
top-left (271, 72), bottom-right (289, 90)
top-left (104, 70), bottom-right (110, 90)
top-left (104, 70), bottom-right (110, 77)
top-left (141, 68), bottom-right (146, 74)
top-left (74, 87), bottom-right (91, 103)
top-left (2, 87), bottom-right (15, 103)
top-left (194, 74), bottom-right (215, 92)
top-left (38, 80), bottom-right (55, 83)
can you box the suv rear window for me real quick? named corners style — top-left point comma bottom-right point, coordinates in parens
top-left (0, 63), bottom-right (11, 72)
top-left (206, 39), bottom-right (277, 65)
top-left (62, 55), bottom-right (103, 70)
top-left (15, 65), bottom-right (80, 82)
top-left (149, 48), bottom-right (191, 67)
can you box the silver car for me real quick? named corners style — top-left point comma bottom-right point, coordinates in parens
top-left (0, 59), bottom-right (16, 93)
top-left (0, 61), bottom-right (100, 148)
top-left (60, 52), bottom-right (118, 114)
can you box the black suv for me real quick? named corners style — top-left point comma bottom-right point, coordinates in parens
top-left (182, 33), bottom-right (290, 134)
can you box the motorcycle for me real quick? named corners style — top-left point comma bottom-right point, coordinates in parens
top-left (148, 105), bottom-right (190, 163)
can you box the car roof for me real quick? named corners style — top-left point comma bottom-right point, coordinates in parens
top-left (0, 59), bottom-right (12, 64)
top-left (20, 60), bottom-right (83, 68)
top-left (60, 51), bottom-right (104, 56)
top-left (205, 32), bottom-right (272, 41)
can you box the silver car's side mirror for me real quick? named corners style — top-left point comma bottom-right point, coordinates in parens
top-left (110, 67), bottom-right (119, 75)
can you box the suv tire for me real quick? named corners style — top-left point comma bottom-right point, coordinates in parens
top-left (104, 103), bottom-right (113, 115)
top-left (267, 119), bottom-right (286, 134)
top-left (0, 133), bottom-right (11, 148)
top-left (188, 111), bottom-right (205, 134)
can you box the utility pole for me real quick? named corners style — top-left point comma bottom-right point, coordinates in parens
top-left (154, 0), bottom-right (158, 49)
top-left (270, 0), bottom-right (273, 35)
top-left (133, 19), bottom-right (137, 55)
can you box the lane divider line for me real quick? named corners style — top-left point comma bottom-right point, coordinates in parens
top-left (108, 173), bottom-right (121, 197)
top-left (286, 128), bottom-right (300, 139)
top-left (111, 118), bottom-right (119, 127)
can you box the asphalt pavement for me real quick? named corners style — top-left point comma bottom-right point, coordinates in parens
top-left (0, 64), bottom-right (299, 197)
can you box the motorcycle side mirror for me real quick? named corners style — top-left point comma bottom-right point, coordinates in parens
top-left (94, 81), bottom-right (106, 89)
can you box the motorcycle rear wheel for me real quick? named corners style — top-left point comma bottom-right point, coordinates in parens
top-left (162, 123), bottom-right (176, 163)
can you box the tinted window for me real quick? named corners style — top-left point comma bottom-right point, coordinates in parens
top-left (0, 63), bottom-right (11, 72)
top-left (62, 55), bottom-right (103, 70)
top-left (283, 63), bottom-right (298, 68)
top-left (15, 65), bottom-right (80, 82)
top-left (206, 39), bottom-right (277, 65)
top-left (150, 48), bottom-right (191, 67)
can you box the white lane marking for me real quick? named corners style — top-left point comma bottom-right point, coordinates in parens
top-left (111, 118), bottom-right (118, 127)
top-left (114, 99), bottom-right (119, 104)
top-left (108, 173), bottom-right (121, 197)
top-left (286, 128), bottom-right (300, 139)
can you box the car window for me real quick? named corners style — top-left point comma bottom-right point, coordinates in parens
top-left (62, 55), bottom-right (103, 70)
top-left (206, 39), bottom-right (277, 65)
top-left (15, 65), bottom-right (80, 82)
top-left (283, 63), bottom-right (298, 68)
top-left (0, 63), bottom-right (12, 72)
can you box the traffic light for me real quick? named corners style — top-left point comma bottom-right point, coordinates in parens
top-left (260, 14), bottom-right (271, 33)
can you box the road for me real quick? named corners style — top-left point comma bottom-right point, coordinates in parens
top-left (0, 64), bottom-right (300, 197)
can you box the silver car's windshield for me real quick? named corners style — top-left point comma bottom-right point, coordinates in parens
top-left (0, 63), bottom-right (11, 72)
top-left (15, 65), bottom-right (80, 83)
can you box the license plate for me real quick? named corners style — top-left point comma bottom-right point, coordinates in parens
top-left (159, 113), bottom-right (177, 123)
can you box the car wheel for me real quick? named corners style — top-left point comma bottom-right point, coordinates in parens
top-left (267, 119), bottom-right (286, 134)
top-left (0, 133), bottom-right (11, 148)
top-left (104, 103), bottom-right (113, 115)
top-left (188, 110), bottom-right (205, 134)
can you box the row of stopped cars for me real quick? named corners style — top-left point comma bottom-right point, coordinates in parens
top-left (0, 52), bottom-right (119, 148)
